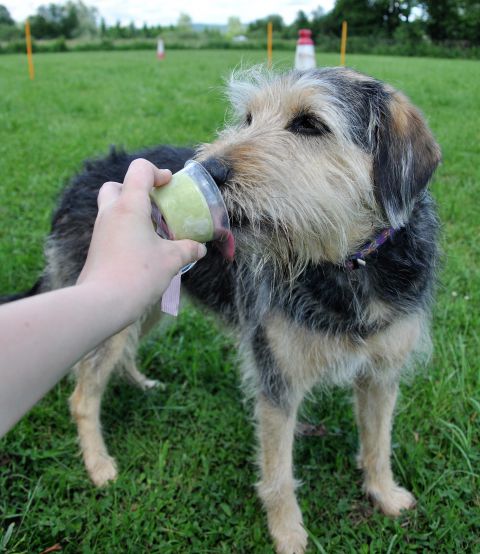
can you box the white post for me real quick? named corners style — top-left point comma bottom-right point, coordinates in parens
top-left (157, 38), bottom-right (165, 60)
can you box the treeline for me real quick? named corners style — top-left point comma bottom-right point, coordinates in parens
top-left (1, 1), bottom-right (479, 58)
top-left (284, 1), bottom-right (480, 44)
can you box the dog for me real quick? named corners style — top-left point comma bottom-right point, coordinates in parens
top-left (4, 66), bottom-right (441, 554)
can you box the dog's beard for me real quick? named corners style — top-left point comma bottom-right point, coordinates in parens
top-left (222, 176), bottom-right (378, 282)
top-left (222, 186), bottom-right (316, 284)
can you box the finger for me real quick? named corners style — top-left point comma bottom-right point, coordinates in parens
top-left (97, 181), bottom-right (122, 210)
top-left (166, 240), bottom-right (207, 269)
top-left (123, 159), bottom-right (172, 198)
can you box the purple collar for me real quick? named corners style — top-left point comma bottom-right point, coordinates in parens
top-left (345, 227), bottom-right (397, 271)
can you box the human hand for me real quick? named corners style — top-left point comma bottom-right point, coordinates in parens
top-left (77, 158), bottom-right (206, 323)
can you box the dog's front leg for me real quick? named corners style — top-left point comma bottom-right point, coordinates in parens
top-left (256, 394), bottom-right (307, 554)
top-left (354, 376), bottom-right (416, 516)
top-left (70, 327), bottom-right (135, 487)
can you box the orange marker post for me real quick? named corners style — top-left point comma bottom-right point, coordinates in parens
top-left (340, 20), bottom-right (347, 66)
top-left (25, 19), bottom-right (35, 80)
top-left (267, 21), bottom-right (273, 67)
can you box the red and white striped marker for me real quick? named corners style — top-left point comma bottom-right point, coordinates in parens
top-left (157, 38), bottom-right (165, 60)
top-left (294, 29), bottom-right (316, 70)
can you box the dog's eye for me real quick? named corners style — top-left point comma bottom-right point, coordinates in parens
top-left (288, 114), bottom-right (331, 137)
top-left (245, 112), bottom-right (252, 126)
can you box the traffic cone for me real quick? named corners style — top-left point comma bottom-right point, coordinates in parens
top-left (294, 29), bottom-right (316, 70)
top-left (157, 38), bottom-right (165, 60)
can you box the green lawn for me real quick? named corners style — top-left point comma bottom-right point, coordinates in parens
top-left (0, 50), bottom-right (479, 553)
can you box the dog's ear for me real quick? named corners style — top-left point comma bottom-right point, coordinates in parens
top-left (373, 89), bottom-right (441, 227)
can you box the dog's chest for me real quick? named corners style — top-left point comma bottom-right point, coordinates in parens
top-left (264, 311), bottom-right (423, 388)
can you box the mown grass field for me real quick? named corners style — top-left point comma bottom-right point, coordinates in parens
top-left (0, 50), bottom-right (479, 553)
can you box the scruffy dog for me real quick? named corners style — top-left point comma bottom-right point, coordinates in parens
top-left (6, 67), bottom-right (441, 553)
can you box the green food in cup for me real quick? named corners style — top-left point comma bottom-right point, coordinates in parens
top-left (150, 172), bottom-right (214, 242)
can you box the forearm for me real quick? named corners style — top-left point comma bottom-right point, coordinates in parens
top-left (0, 159), bottom-right (205, 439)
top-left (0, 284), bottom-right (133, 437)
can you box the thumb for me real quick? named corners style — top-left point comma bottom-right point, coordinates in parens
top-left (169, 240), bottom-right (207, 268)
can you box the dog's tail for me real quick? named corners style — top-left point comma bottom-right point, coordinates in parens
top-left (0, 278), bottom-right (44, 305)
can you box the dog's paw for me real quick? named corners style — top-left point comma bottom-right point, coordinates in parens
top-left (86, 454), bottom-right (118, 487)
top-left (141, 378), bottom-right (165, 391)
top-left (368, 484), bottom-right (416, 517)
top-left (272, 524), bottom-right (308, 554)
top-left (124, 364), bottom-right (166, 391)
top-left (267, 502), bottom-right (308, 554)
top-left (355, 451), bottom-right (364, 470)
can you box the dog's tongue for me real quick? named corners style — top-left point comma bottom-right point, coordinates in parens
top-left (215, 230), bottom-right (235, 262)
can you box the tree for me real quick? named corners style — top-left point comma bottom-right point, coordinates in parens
top-left (71, 0), bottom-right (98, 38)
top-left (294, 10), bottom-right (310, 30)
top-left (314, 0), bottom-right (377, 36)
top-left (30, 4), bottom-right (66, 38)
top-left (29, 1), bottom-right (98, 39)
top-left (0, 4), bottom-right (14, 25)
top-left (281, 10), bottom-right (311, 38)
top-left (370, 0), bottom-right (416, 36)
top-left (127, 21), bottom-right (136, 38)
top-left (420, 0), bottom-right (480, 43)
top-left (248, 14), bottom-right (284, 33)
top-left (0, 4), bottom-right (19, 41)
top-left (311, 0), bottom-right (416, 38)
top-left (462, 0), bottom-right (480, 44)
top-left (311, 6), bottom-right (325, 19)
top-left (226, 16), bottom-right (245, 38)
top-left (177, 12), bottom-right (193, 32)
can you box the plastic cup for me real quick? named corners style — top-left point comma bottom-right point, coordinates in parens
top-left (150, 160), bottom-right (233, 273)
top-left (150, 160), bottom-right (230, 243)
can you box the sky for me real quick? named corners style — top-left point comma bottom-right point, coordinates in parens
top-left (4, 0), bottom-right (335, 27)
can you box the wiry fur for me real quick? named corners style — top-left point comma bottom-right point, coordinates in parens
top-left (2, 67), bottom-right (441, 554)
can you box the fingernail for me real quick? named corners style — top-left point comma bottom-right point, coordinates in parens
top-left (198, 244), bottom-right (207, 258)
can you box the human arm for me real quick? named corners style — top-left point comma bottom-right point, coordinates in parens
top-left (0, 159), bottom-right (206, 437)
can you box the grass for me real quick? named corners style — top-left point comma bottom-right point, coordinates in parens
top-left (0, 50), bottom-right (479, 553)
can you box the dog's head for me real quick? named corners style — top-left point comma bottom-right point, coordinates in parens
top-left (197, 67), bottom-right (441, 270)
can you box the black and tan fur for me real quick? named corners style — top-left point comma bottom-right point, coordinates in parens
top-left (2, 67), bottom-right (441, 554)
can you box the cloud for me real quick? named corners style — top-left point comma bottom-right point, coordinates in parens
top-left (4, 0), bottom-right (334, 26)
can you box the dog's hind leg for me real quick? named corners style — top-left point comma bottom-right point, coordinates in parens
top-left (256, 394), bottom-right (307, 554)
top-left (69, 326), bottom-right (136, 487)
top-left (122, 308), bottom-right (164, 391)
top-left (122, 344), bottom-right (162, 391)
top-left (354, 376), bottom-right (416, 516)
top-left (123, 360), bottom-right (162, 391)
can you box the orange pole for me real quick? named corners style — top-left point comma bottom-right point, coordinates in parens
top-left (267, 21), bottom-right (273, 67)
top-left (25, 19), bottom-right (35, 80)
top-left (340, 20), bottom-right (347, 66)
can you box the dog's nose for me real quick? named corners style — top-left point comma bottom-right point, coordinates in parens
top-left (201, 158), bottom-right (231, 188)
